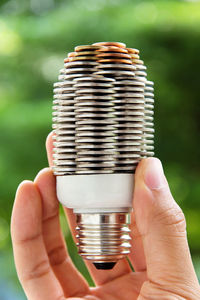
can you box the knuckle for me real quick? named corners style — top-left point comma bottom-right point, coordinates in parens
top-left (23, 259), bottom-right (51, 282)
top-left (48, 245), bottom-right (67, 266)
top-left (154, 206), bottom-right (186, 234)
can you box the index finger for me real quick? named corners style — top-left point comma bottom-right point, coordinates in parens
top-left (11, 180), bottom-right (65, 300)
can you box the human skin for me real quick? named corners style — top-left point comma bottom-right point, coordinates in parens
top-left (11, 133), bottom-right (200, 300)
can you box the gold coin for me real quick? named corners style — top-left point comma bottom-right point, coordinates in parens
top-left (129, 53), bottom-right (140, 59)
top-left (126, 47), bottom-right (140, 54)
top-left (74, 51), bottom-right (98, 56)
top-left (68, 56), bottom-right (98, 61)
top-left (75, 45), bottom-right (101, 52)
top-left (131, 59), bottom-right (144, 65)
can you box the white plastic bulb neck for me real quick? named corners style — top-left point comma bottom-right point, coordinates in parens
top-left (56, 173), bottom-right (134, 213)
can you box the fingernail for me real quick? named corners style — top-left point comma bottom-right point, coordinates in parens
top-left (144, 158), bottom-right (167, 190)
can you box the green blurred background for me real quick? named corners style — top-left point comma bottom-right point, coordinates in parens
top-left (0, 0), bottom-right (200, 298)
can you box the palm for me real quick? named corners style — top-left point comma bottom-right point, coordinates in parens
top-left (11, 133), bottom-right (148, 300)
top-left (11, 133), bottom-right (200, 300)
top-left (86, 271), bottom-right (146, 300)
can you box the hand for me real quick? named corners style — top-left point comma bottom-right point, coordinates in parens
top-left (11, 133), bottom-right (200, 300)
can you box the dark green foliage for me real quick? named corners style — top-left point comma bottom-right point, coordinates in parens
top-left (0, 0), bottom-right (200, 296)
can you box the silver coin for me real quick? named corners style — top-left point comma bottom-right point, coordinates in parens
top-left (94, 70), bottom-right (135, 77)
top-left (74, 82), bottom-right (113, 88)
top-left (76, 119), bottom-right (116, 125)
top-left (53, 160), bottom-right (76, 166)
top-left (53, 166), bottom-right (76, 172)
top-left (115, 79), bottom-right (145, 86)
top-left (53, 141), bottom-right (76, 147)
top-left (53, 117), bottom-right (75, 123)
top-left (75, 107), bottom-right (114, 113)
top-left (144, 92), bottom-right (154, 98)
top-left (58, 74), bottom-right (83, 80)
top-left (114, 86), bottom-right (144, 92)
top-left (53, 148), bottom-right (76, 153)
top-left (146, 80), bottom-right (154, 87)
top-left (145, 103), bottom-right (154, 109)
top-left (53, 87), bottom-right (75, 94)
top-left (114, 92), bottom-right (144, 98)
top-left (53, 93), bottom-right (75, 99)
top-left (55, 136), bottom-right (76, 142)
top-left (135, 64), bottom-right (147, 71)
top-left (74, 101), bottom-right (114, 107)
top-left (52, 123), bottom-right (76, 129)
top-left (76, 156), bottom-right (114, 162)
top-left (145, 99), bottom-right (154, 105)
top-left (96, 64), bottom-right (135, 71)
top-left (64, 61), bottom-right (98, 68)
top-left (53, 153), bottom-right (76, 159)
top-left (53, 111), bottom-right (75, 117)
top-left (54, 81), bottom-right (74, 88)
top-left (76, 144), bottom-right (115, 149)
top-left (74, 76), bottom-right (115, 83)
top-left (134, 71), bottom-right (147, 77)
top-left (76, 125), bottom-right (115, 131)
top-left (75, 169), bottom-right (114, 174)
top-left (65, 67), bottom-right (98, 74)
top-left (75, 88), bottom-right (115, 95)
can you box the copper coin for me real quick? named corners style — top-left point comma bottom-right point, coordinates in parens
top-left (97, 46), bottom-right (128, 54)
top-left (64, 58), bottom-right (70, 63)
top-left (96, 52), bottom-right (131, 59)
top-left (68, 52), bottom-right (76, 57)
top-left (97, 58), bottom-right (132, 64)
top-left (93, 41), bottom-right (126, 48)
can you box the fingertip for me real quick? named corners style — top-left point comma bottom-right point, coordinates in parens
top-left (135, 158), bottom-right (168, 190)
top-left (46, 131), bottom-right (53, 150)
top-left (34, 167), bottom-right (53, 183)
top-left (46, 131), bottom-right (54, 166)
top-left (15, 180), bottom-right (35, 201)
top-left (142, 157), bottom-right (168, 191)
top-left (135, 158), bottom-right (150, 178)
top-left (34, 167), bottom-right (58, 220)
top-left (11, 180), bottom-right (42, 241)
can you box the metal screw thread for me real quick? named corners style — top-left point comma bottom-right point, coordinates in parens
top-left (75, 213), bottom-right (131, 263)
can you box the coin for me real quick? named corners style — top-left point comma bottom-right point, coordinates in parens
top-left (93, 41), bottom-right (126, 48)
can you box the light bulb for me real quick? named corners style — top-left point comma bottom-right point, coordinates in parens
top-left (52, 42), bottom-right (154, 270)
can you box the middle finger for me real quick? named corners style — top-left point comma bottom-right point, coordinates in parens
top-left (34, 167), bottom-right (89, 297)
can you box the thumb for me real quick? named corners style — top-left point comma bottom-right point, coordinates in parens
top-left (133, 158), bottom-right (198, 288)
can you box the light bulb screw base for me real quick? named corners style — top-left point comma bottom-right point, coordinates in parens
top-left (75, 212), bottom-right (131, 269)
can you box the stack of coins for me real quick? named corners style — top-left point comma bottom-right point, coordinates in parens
top-left (52, 42), bottom-right (154, 175)
top-left (52, 80), bottom-right (76, 175)
top-left (74, 75), bottom-right (116, 174)
top-left (143, 80), bottom-right (154, 157)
